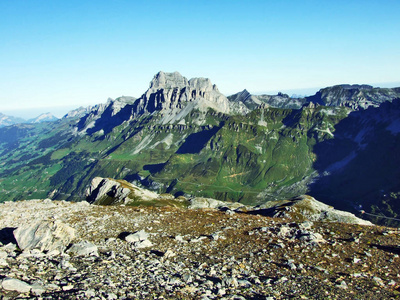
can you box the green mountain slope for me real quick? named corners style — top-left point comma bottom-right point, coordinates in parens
top-left (0, 72), bottom-right (400, 225)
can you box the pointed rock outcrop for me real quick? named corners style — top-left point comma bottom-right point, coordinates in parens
top-left (86, 177), bottom-right (158, 205)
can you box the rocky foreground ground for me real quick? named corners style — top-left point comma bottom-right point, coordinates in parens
top-left (0, 199), bottom-right (399, 299)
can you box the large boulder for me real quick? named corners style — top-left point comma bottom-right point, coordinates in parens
top-left (2, 278), bottom-right (31, 293)
top-left (13, 220), bottom-right (75, 253)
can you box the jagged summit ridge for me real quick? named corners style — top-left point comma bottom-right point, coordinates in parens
top-left (133, 71), bottom-right (248, 124)
top-left (149, 71), bottom-right (189, 90)
top-left (307, 84), bottom-right (400, 110)
top-left (149, 71), bottom-right (219, 93)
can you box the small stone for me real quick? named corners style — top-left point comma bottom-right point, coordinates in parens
top-left (163, 249), bottom-right (175, 258)
top-left (62, 284), bottom-right (74, 291)
top-left (353, 257), bottom-right (361, 264)
top-left (31, 284), bottom-right (46, 296)
top-left (225, 209), bottom-right (235, 215)
top-left (218, 287), bottom-right (226, 295)
top-left (237, 279), bottom-right (252, 287)
top-left (135, 239), bottom-right (153, 249)
top-left (389, 280), bottom-right (397, 286)
top-left (175, 235), bottom-right (187, 243)
top-left (0, 249), bottom-right (8, 259)
top-left (85, 289), bottom-right (96, 297)
top-left (275, 276), bottom-right (288, 284)
top-left (125, 230), bottom-right (149, 243)
top-left (45, 283), bottom-right (60, 291)
top-left (336, 280), bottom-right (348, 289)
top-left (67, 240), bottom-right (98, 257)
top-left (190, 236), bottom-right (207, 243)
top-left (373, 276), bottom-right (385, 286)
top-left (182, 274), bottom-right (193, 283)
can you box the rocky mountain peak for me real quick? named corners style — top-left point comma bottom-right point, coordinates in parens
top-left (188, 77), bottom-right (218, 93)
top-left (229, 89), bottom-right (251, 102)
top-left (149, 71), bottom-right (188, 90)
top-left (134, 71), bottom-right (248, 124)
top-left (27, 113), bottom-right (58, 124)
top-left (0, 113), bottom-right (26, 128)
top-left (305, 84), bottom-right (400, 110)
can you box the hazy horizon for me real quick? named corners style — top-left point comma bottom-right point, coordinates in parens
top-left (2, 80), bottom-right (400, 119)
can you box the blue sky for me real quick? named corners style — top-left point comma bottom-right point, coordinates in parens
top-left (0, 0), bottom-right (399, 118)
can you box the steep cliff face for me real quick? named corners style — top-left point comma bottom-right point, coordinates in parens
top-left (74, 72), bottom-right (249, 135)
top-left (75, 96), bottom-right (136, 135)
top-left (131, 71), bottom-right (249, 125)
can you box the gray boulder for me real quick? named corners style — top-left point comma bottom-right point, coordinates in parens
top-left (67, 240), bottom-right (98, 257)
top-left (125, 230), bottom-right (149, 243)
top-left (13, 220), bottom-right (75, 253)
top-left (125, 230), bottom-right (153, 249)
top-left (2, 278), bottom-right (32, 293)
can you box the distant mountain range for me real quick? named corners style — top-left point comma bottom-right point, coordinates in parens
top-left (0, 112), bottom-right (58, 128)
top-left (0, 71), bottom-right (399, 226)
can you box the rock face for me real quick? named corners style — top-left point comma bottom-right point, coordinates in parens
top-left (229, 85), bottom-right (400, 111)
top-left (132, 71), bottom-right (249, 124)
top-left (75, 96), bottom-right (136, 135)
top-left (75, 71), bottom-right (248, 135)
top-left (86, 177), bottom-right (159, 205)
top-left (228, 89), bottom-right (263, 110)
top-left (255, 195), bottom-right (373, 225)
top-left (13, 220), bottom-right (75, 253)
top-left (306, 84), bottom-right (400, 110)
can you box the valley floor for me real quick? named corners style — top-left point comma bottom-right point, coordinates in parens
top-left (0, 200), bottom-right (399, 299)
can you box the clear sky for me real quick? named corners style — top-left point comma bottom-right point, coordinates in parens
top-left (1, 0), bottom-right (399, 118)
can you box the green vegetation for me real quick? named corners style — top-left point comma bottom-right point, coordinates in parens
top-left (1, 96), bottom-right (400, 226)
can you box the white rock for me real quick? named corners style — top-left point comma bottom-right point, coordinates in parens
top-left (164, 249), bottom-right (175, 258)
top-left (2, 277), bottom-right (31, 293)
top-left (67, 241), bottom-right (98, 257)
top-left (135, 239), bottom-right (153, 249)
top-left (31, 283), bottom-right (47, 296)
top-left (13, 220), bottom-right (75, 253)
top-left (125, 230), bottom-right (149, 243)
